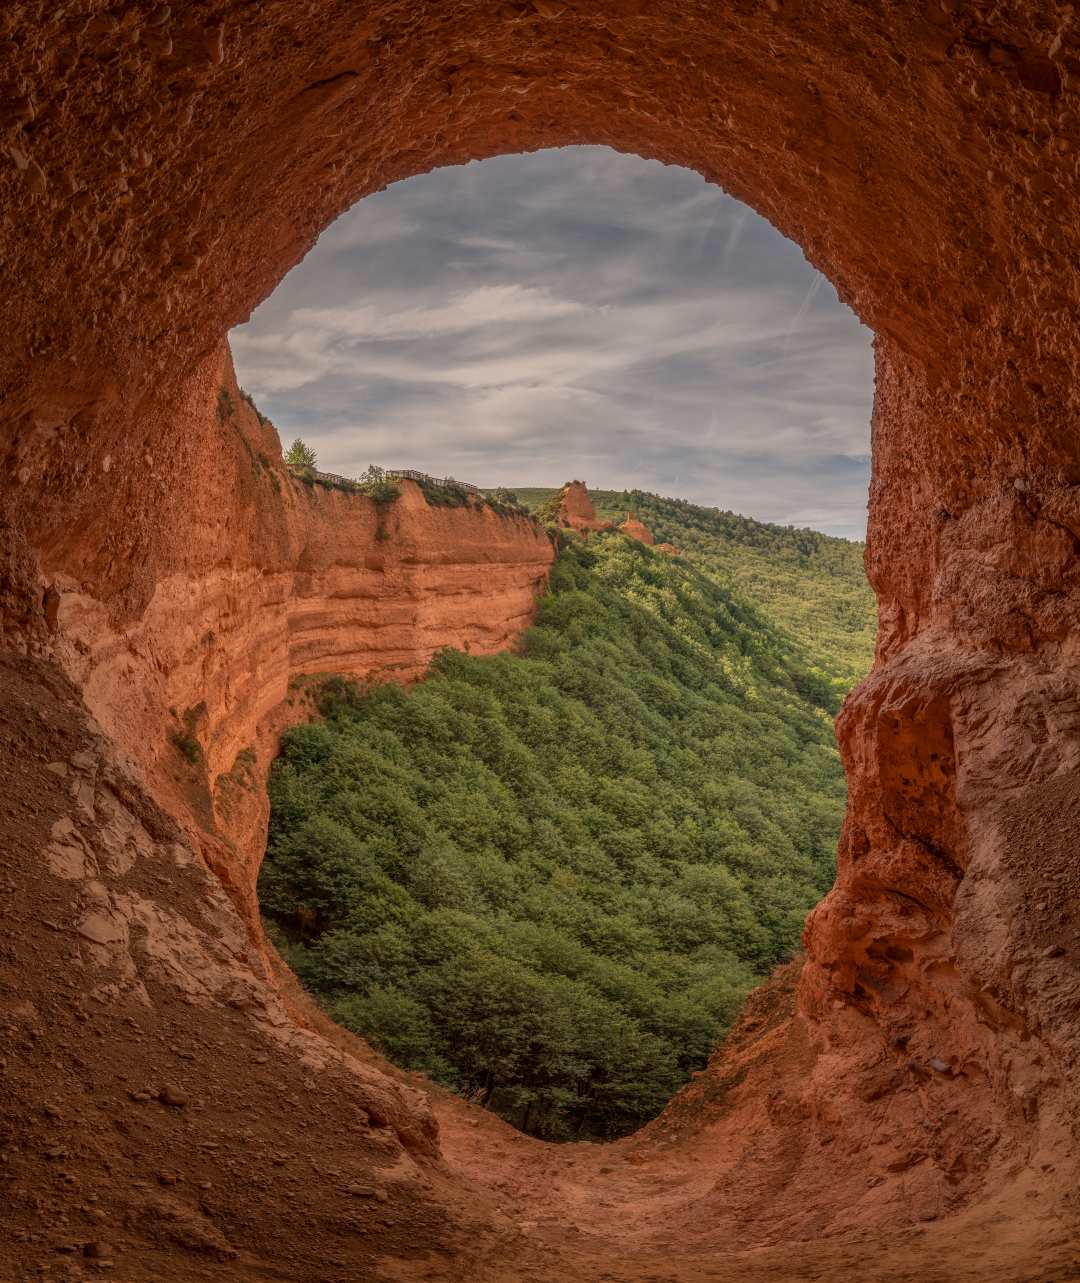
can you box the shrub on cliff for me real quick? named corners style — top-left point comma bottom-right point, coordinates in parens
top-left (362, 477), bottom-right (402, 504)
top-left (356, 464), bottom-right (401, 504)
top-left (260, 533), bottom-right (854, 1141)
top-left (239, 387), bottom-right (270, 426)
top-left (415, 478), bottom-right (471, 508)
top-left (532, 484), bottom-right (572, 526)
top-left (285, 438), bottom-right (318, 470)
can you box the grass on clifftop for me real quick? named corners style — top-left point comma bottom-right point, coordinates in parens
top-left (260, 525), bottom-right (870, 1141)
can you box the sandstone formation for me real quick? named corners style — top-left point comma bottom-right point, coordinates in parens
top-left (554, 480), bottom-right (613, 533)
top-left (619, 510), bottom-right (655, 545)
top-left (2, 1), bottom-right (1080, 1279)
top-left (45, 346), bottom-right (554, 936)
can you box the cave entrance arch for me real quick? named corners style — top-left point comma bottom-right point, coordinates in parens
top-left (239, 142), bottom-right (876, 1142)
top-left (4, 2), bottom-right (1079, 1276)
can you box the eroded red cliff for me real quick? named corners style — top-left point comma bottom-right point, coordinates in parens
top-left (45, 346), bottom-right (553, 933)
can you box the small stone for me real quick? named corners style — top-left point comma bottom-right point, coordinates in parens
top-left (203, 24), bottom-right (225, 63)
top-left (1043, 944), bottom-right (1065, 958)
top-left (158, 1083), bottom-right (188, 1108)
top-left (76, 914), bottom-right (122, 946)
top-left (929, 1057), bottom-right (951, 1074)
top-left (47, 762), bottom-right (69, 777)
top-left (1, 95), bottom-right (34, 126)
top-left (26, 158), bottom-right (47, 196)
top-left (83, 1242), bottom-right (109, 1259)
top-left (157, 1170), bottom-right (179, 1186)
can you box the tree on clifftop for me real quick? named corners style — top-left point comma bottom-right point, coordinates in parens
top-left (285, 438), bottom-right (318, 469)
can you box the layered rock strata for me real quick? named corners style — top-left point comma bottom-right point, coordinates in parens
top-left (23, 345), bottom-right (554, 929)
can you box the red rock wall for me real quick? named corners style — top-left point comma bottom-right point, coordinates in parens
top-left (33, 343), bottom-right (553, 928)
top-left (55, 348), bottom-right (552, 780)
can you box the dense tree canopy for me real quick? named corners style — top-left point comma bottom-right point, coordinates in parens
top-left (261, 516), bottom-right (873, 1140)
top-left (516, 486), bottom-right (876, 700)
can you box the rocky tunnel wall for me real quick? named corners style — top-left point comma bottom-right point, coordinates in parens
top-left (2, 0), bottom-right (1080, 1270)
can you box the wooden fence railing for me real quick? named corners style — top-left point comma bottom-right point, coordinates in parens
top-left (384, 468), bottom-right (480, 494)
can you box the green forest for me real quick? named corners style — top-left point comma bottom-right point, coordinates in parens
top-left (516, 486), bottom-right (876, 700)
top-left (260, 495), bottom-right (875, 1141)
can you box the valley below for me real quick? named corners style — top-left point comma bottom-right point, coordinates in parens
top-left (260, 480), bottom-right (873, 1142)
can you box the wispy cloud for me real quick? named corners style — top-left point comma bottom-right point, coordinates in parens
top-left (231, 146), bottom-right (873, 538)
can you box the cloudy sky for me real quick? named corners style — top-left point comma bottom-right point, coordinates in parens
top-left (231, 146), bottom-right (874, 538)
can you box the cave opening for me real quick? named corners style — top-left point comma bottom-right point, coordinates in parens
top-left (233, 146), bottom-right (876, 1141)
top-left (5, 1), bottom-right (1079, 1274)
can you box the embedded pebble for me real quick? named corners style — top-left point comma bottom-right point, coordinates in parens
top-left (158, 1083), bottom-right (188, 1107)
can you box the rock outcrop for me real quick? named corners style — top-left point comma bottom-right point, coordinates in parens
top-left (2, 1), bottom-right (1080, 1279)
top-left (619, 511), bottom-right (655, 545)
top-left (554, 480), bottom-right (613, 534)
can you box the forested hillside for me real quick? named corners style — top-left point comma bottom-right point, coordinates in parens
top-left (260, 525), bottom-right (870, 1140)
top-left (516, 486), bottom-right (876, 700)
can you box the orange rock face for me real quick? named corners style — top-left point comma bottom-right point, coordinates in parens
top-left (556, 480), bottom-right (612, 533)
top-left (2, 0), bottom-right (1080, 1278)
top-left (619, 511), bottom-right (655, 545)
top-left (48, 346), bottom-right (553, 932)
